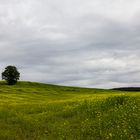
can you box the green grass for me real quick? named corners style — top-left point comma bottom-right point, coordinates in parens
top-left (0, 81), bottom-right (139, 140)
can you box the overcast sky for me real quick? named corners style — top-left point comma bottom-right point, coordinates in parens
top-left (0, 0), bottom-right (140, 88)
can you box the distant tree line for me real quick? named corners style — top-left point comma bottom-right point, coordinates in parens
top-left (2, 65), bottom-right (20, 85)
top-left (112, 87), bottom-right (140, 92)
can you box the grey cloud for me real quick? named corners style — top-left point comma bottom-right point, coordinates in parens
top-left (0, 0), bottom-right (140, 88)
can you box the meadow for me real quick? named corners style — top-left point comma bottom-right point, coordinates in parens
top-left (0, 81), bottom-right (139, 140)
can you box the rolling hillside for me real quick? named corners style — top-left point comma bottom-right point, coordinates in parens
top-left (0, 81), bottom-right (139, 140)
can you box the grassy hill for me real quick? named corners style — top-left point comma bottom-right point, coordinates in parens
top-left (0, 81), bottom-right (139, 140)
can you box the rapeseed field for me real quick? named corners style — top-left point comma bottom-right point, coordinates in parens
top-left (0, 81), bottom-right (139, 140)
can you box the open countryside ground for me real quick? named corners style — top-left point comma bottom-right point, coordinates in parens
top-left (0, 81), bottom-right (139, 140)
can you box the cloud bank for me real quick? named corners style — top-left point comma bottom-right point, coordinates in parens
top-left (0, 0), bottom-right (140, 88)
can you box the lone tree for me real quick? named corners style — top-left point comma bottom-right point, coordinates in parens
top-left (2, 66), bottom-right (20, 85)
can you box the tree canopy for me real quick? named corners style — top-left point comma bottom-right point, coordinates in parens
top-left (2, 66), bottom-right (20, 85)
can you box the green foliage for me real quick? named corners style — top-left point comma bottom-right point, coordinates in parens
top-left (2, 66), bottom-right (20, 85)
top-left (0, 81), bottom-right (139, 140)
